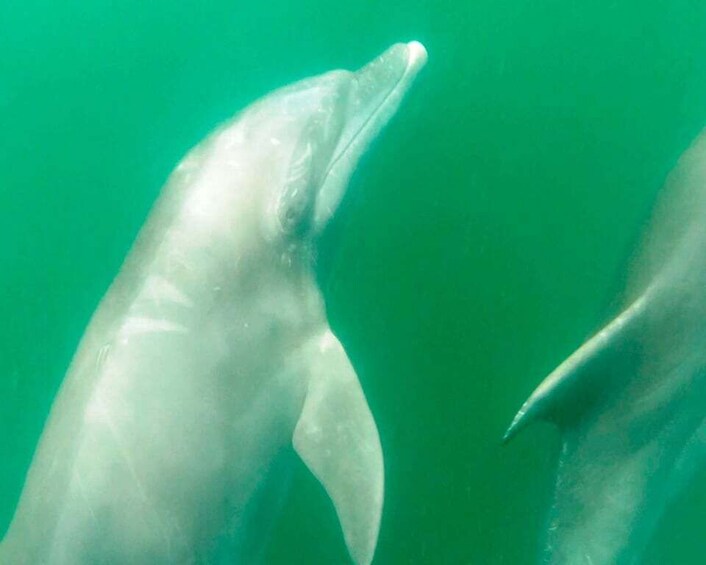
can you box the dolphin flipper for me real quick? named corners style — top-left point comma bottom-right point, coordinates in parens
top-left (293, 330), bottom-right (383, 565)
top-left (503, 288), bottom-right (693, 563)
top-left (504, 292), bottom-right (649, 443)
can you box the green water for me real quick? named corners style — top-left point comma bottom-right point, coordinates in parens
top-left (2, 1), bottom-right (706, 563)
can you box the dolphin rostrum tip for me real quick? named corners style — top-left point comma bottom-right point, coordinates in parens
top-left (406, 41), bottom-right (428, 68)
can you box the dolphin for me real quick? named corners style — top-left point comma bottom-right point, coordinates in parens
top-left (504, 127), bottom-right (706, 564)
top-left (0, 41), bottom-right (427, 564)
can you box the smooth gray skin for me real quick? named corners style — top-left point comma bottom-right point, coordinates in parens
top-left (505, 128), bottom-right (706, 564)
top-left (0, 41), bottom-right (427, 565)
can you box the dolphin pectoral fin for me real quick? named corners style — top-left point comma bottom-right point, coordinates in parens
top-left (292, 330), bottom-right (383, 565)
top-left (504, 292), bottom-right (650, 443)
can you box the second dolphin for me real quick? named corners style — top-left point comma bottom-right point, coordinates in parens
top-left (505, 128), bottom-right (706, 563)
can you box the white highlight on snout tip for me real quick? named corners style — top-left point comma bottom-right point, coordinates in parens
top-left (406, 41), bottom-right (428, 68)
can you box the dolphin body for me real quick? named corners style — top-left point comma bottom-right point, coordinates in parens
top-left (0, 41), bottom-right (427, 564)
top-left (505, 128), bottom-right (706, 564)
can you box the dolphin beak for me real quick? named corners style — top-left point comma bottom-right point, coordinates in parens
top-left (342, 40), bottom-right (427, 151)
top-left (313, 41), bottom-right (427, 233)
top-left (353, 41), bottom-right (428, 106)
top-left (364, 40), bottom-right (428, 84)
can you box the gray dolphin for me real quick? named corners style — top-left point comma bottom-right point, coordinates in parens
top-left (0, 41), bottom-right (427, 564)
top-left (504, 128), bottom-right (706, 564)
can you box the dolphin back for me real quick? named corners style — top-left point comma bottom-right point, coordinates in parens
top-left (627, 128), bottom-right (706, 298)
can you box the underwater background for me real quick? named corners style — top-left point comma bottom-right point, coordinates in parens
top-left (1, 0), bottom-right (706, 563)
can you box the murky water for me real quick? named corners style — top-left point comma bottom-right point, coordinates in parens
top-left (2, 1), bottom-right (706, 562)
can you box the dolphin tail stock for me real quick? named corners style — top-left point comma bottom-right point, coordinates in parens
top-left (292, 329), bottom-right (383, 565)
top-left (503, 291), bottom-right (650, 443)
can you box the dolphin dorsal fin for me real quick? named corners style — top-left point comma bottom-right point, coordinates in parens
top-left (504, 292), bottom-right (651, 443)
top-left (293, 330), bottom-right (383, 565)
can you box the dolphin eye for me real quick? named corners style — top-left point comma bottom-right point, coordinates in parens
top-left (280, 196), bottom-right (307, 233)
top-left (277, 169), bottom-right (314, 236)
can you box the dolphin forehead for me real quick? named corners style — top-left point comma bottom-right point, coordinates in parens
top-left (240, 70), bottom-right (353, 135)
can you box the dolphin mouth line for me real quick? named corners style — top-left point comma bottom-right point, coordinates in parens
top-left (323, 42), bottom-right (426, 182)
